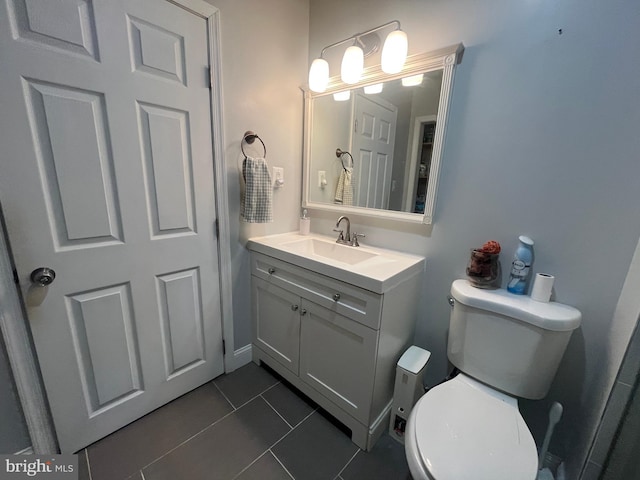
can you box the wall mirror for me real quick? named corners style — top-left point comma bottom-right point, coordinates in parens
top-left (302, 44), bottom-right (464, 224)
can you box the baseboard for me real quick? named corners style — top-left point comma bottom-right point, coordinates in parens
top-left (225, 344), bottom-right (252, 372)
top-left (14, 446), bottom-right (33, 455)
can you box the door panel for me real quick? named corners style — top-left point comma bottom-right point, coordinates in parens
top-left (67, 283), bottom-right (143, 412)
top-left (23, 80), bottom-right (124, 248)
top-left (8, 0), bottom-right (100, 60)
top-left (156, 268), bottom-right (206, 378)
top-left (0, 0), bottom-right (223, 452)
top-left (137, 102), bottom-right (196, 236)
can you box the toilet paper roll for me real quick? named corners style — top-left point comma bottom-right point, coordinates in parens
top-left (531, 273), bottom-right (554, 302)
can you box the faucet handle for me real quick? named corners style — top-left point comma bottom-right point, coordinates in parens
top-left (332, 228), bottom-right (344, 242)
top-left (351, 232), bottom-right (365, 247)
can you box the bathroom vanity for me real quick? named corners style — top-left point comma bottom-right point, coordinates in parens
top-left (247, 233), bottom-right (424, 450)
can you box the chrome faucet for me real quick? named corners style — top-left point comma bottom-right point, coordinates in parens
top-left (334, 216), bottom-right (351, 244)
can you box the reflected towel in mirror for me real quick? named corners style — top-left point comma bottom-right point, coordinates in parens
top-left (334, 168), bottom-right (353, 206)
top-left (242, 156), bottom-right (273, 223)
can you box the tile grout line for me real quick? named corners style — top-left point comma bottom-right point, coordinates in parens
top-left (84, 449), bottom-right (93, 480)
top-left (270, 449), bottom-right (296, 480)
top-left (335, 448), bottom-right (360, 479)
top-left (269, 408), bottom-right (318, 452)
top-left (288, 405), bottom-right (319, 429)
top-left (135, 384), bottom-right (284, 475)
top-left (260, 393), bottom-right (294, 430)
top-left (230, 450), bottom-right (270, 480)
top-left (97, 373), bottom-right (282, 478)
top-left (135, 396), bottom-right (256, 473)
top-left (215, 379), bottom-right (282, 413)
top-left (212, 381), bottom-right (237, 410)
top-left (227, 386), bottom-right (276, 411)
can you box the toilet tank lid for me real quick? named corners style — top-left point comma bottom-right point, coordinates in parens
top-left (451, 279), bottom-right (581, 332)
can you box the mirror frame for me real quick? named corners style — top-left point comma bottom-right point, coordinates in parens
top-left (302, 43), bottom-right (464, 224)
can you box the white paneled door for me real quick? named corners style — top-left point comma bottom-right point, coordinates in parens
top-left (0, 0), bottom-right (224, 452)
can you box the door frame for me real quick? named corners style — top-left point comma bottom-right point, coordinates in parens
top-left (403, 115), bottom-right (437, 212)
top-left (0, 0), bottom-right (233, 454)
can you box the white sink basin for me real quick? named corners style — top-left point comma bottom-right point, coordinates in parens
top-left (281, 238), bottom-right (379, 265)
top-left (247, 233), bottom-right (425, 294)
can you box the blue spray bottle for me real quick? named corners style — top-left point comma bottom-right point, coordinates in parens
top-left (507, 236), bottom-right (534, 295)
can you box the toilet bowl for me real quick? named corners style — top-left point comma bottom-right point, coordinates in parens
top-left (405, 374), bottom-right (537, 480)
top-left (404, 279), bottom-right (582, 480)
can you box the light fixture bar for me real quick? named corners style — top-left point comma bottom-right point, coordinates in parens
top-left (319, 20), bottom-right (401, 58)
top-left (308, 20), bottom-right (407, 93)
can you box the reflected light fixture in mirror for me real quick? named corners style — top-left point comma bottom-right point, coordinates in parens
top-left (402, 74), bottom-right (424, 87)
top-left (364, 83), bottom-right (383, 94)
top-left (333, 91), bottom-right (351, 101)
top-left (308, 20), bottom-right (408, 93)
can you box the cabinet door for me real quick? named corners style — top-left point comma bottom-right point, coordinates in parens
top-left (299, 300), bottom-right (378, 424)
top-left (252, 277), bottom-right (300, 375)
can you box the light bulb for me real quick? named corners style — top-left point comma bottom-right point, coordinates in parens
top-left (381, 29), bottom-right (408, 74)
top-left (341, 45), bottom-right (364, 84)
top-left (364, 83), bottom-right (383, 94)
top-left (402, 74), bottom-right (423, 87)
top-left (308, 58), bottom-right (329, 93)
top-left (333, 91), bottom-right (351, 101)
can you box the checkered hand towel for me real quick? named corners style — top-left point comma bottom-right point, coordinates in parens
top-left (241, 156), bottom-right (273, 223)
top-left (334, 168), bottom-right (353, 206)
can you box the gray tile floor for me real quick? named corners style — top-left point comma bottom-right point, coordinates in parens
top-left (78, 362), bottom-right (412, 480)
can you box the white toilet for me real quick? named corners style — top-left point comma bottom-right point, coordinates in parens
top-left (405, 279), bottom-right (581, 480)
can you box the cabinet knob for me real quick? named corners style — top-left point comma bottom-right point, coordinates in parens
top-left (300, 309), bottom-right (307, 316)
top-left (291, 304), bottom-right (299, 311)
top-left (333, 293), bottom-right (341, 302)
top-left (267, 267), bottom-right (276, 275)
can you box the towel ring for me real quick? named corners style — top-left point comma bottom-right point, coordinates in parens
top-left (336, 148), bottom-right (354, 171)
top-left (242, 130), bottom-right (267, 158)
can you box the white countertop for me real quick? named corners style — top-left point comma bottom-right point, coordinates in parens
top-left (247, 232), bottom-right (425, 294)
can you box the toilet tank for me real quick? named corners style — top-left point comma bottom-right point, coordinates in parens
top-left (447, 279), bottom-right (581, 399)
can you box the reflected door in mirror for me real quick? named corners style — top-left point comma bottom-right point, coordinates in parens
top-left (352, 93), bottom-right (397, 209)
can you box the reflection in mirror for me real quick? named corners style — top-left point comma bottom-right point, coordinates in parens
top-left (302, 44), bottom-right (464, 224)
top-left (308, 71), bottom-right (442, 213)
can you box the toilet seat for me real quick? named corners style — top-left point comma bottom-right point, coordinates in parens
top-left (406, 374), bottom-right (538, 480)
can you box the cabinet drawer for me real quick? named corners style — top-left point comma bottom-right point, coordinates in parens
top-left (299, 300), bottom-right (378, 424)
top-left (251, 252), bottom-right (383, 329)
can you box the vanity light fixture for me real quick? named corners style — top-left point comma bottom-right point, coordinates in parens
top-left (402, 73), bottom-right (424, 87)
top-left (364, 83), bottom-right (383, 94)
top-left (308, 20), bottom-right (408, 93)
top-left (333, 91), bottom-right (351, 101)
top-left (341, 44), bottom-right (364, 84)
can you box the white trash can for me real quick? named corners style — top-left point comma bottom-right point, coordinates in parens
top-left (389, 346), bottom-right (431, 444)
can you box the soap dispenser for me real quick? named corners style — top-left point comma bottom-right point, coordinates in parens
top-left (299, 209), bottom-right (310, 235)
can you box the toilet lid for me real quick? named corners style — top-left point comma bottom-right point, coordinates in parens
top-left (413, 374), bottom-right (538, 480)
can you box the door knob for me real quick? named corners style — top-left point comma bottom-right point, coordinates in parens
top-left (30, 267), bottom-right (56, 287)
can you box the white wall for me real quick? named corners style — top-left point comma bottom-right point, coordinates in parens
top-left (309, 0), bottom-right (640, 476)
top-left (207, 0), bottom-right (309, 349)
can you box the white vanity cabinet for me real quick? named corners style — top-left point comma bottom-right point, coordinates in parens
top-left (249, 246), bottom-right (422, 451)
